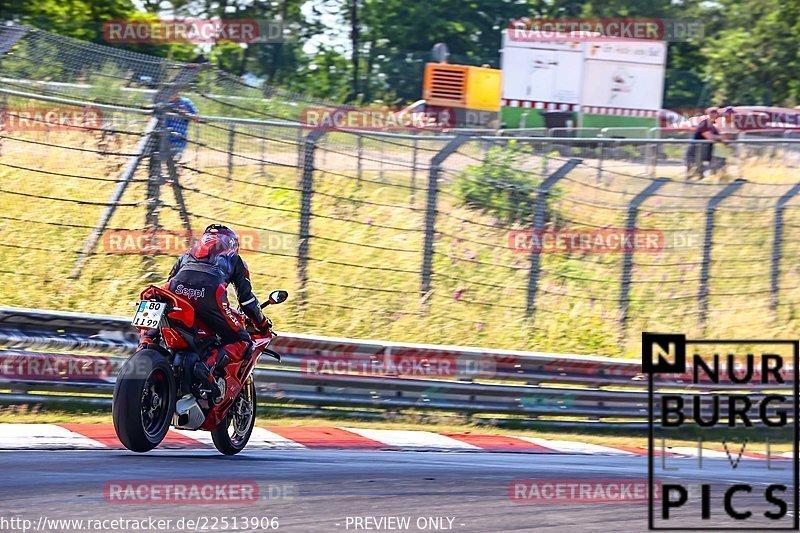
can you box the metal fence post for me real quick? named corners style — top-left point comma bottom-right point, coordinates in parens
top-left (619, 177), bottom-right (669, 333)
top-left (297, 128), bottom-right (326, 308)
top-left (226, 124), bottom-right (236, 180)
top-left (770, 182), bottom-right (800, 310)
top-left (697, 179), bottom-right (746, 327)
top-left (420, 134), bottom-right (472, 295)
top-left (526, 159), bottom-right (581, 317)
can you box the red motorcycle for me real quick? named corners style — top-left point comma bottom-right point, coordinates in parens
top-left (112, 285), bottom-right (288, 455)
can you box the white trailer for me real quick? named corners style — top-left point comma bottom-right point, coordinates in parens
top-left (500, 31), bottom-right (667, 130)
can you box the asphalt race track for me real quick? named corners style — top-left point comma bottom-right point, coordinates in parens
top-left (0, 449), bottom-right (792, 532)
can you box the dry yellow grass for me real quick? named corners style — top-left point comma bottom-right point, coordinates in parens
top-left (0, 122), bottom-right (798, 361)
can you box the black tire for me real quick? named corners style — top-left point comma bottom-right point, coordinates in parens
top-left (112, 349), bottom-right (176, 452)
top-left (211, 377), bottom-right (256, 455)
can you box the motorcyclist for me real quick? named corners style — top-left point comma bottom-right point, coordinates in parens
top-left (138, 224), bottom-right (271, 399)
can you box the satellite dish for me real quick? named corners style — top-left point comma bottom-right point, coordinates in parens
top-left (431, 43), bottom-right (450, 63)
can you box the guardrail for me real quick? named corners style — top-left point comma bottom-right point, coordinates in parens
top-left (0, 306), bottom-right (788, 428)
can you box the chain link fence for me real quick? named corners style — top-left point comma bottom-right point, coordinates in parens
top-left (1, 24), bottom-right (800, 357)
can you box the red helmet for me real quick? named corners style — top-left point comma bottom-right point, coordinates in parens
top-left (190, 224), bottom-right (239, 258)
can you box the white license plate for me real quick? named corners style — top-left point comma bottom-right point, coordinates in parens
top-left (132, 300), bottom-right (167, 328)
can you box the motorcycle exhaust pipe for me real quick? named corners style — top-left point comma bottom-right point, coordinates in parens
top-left (174, 394), bottom-right (205, 430)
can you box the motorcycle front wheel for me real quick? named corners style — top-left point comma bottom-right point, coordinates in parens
top-left (211, 376), bottom-right (256, 455)
top-left (112, 349), bottom-right (176, 452)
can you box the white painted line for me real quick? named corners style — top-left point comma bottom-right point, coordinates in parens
top-left (248, 427), bottom-right (307, 449)
top-left (171, 427), bottom-right (307, 449)
top-left (516, 437), bottom-right (635, 455)
top-left (338, 427), bottom-right (480, 450)
top-left (0, 423), bottom-right (105, 449)
top-left (664, 447), bottom-right (731, 459)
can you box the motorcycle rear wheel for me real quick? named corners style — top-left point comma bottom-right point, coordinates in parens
top-left (211, 377), bottom-right (256, 455)
top-left (112, 349), bottom-right (176, 452)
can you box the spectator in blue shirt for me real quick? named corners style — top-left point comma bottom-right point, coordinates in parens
top-left (165, 94), bottom-right (198, 160)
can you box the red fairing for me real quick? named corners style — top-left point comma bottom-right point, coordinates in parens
top-left (200, 340), bottom-right (255, 430)
top-left (161, 327), bottom-right (189, 348)
top-left (139, 285), bottom-right (195, 328)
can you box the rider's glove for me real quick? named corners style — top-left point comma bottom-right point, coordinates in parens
top-left (255, 316), bottom-right (273, 334)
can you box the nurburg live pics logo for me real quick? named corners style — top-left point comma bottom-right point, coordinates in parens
top-left (644, 332), bottom-right (799, 530)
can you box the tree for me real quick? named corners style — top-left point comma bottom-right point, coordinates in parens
top-left (0, 0), bottom-right (136, 43)
top-left (8, 0), bottom-right (800, 109)
top-left (703, 0), bottom-right (800, 106)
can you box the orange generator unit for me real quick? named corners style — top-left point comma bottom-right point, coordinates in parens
top-left (422, 62), bottom-right (501, 128)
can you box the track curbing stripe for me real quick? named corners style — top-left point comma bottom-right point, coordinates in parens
top-left (263, 426), bottom-right (386, 449)
top-left (339, 427), bottom-right (480, 450)
top-left (249, 427), bottom-right (308, 449)
top-left (515, 437), bottom-right (635, 455)
top-left (0, 423), bottom-right (106, 449)
top-left (58, 423), bottom-right (122, 448)
top-left (0, 424), bottom-right (789, 459)
top-left (441, 433), bottom-right (558, 452)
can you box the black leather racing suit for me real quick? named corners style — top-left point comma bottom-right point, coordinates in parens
top-left (166, 251), bottom-right (268, 345)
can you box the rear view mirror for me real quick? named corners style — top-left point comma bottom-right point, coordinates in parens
top-left (267, 290), bottom-right (289, 305)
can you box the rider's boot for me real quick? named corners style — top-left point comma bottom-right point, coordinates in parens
top-left (192, 360), bottom-right (222, 404)
top-left (206, 341), bottom-right (251, 404)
